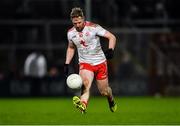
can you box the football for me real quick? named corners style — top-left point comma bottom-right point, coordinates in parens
top-left (66, 74), bottom-right (82, 89)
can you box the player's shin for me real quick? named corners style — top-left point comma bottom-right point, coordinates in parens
top-left (107, 87), bottom-right (114, 102)
top-left (80, 90), bottom-right (89, 108)
top-left (106, 86), bottom-right (117, 112)
top-left (80, 82), bottom-right (90, 107)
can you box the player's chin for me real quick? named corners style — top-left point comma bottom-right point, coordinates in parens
top-left (76, 28), bottom-right (83, 32)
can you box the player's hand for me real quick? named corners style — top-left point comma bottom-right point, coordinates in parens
top-left (105, 48), bottom-right (114, 60)
top-left (64, 64), bottom-right (69, 77)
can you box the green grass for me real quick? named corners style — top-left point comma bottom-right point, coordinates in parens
top-left (0, 96), bottom-right (180, 125)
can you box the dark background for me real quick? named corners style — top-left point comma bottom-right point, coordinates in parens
top-left (0, 0), bottom-right (180, 97)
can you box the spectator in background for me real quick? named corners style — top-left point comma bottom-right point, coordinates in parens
top-left (24, 52), bottom-right (47, 96)
top-left (24, 52), bottom-right (47, 77)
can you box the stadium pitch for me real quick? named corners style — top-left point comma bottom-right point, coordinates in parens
top-left (0, 96), bottom-right (180, 125)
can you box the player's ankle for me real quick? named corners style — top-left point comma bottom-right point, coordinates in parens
top-left (107, 96), bottom-right (114, 103)
top-left (81, 100), bottom-right (88, 108)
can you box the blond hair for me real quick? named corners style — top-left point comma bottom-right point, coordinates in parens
top-left (70, 7), bottom-right (84, 19)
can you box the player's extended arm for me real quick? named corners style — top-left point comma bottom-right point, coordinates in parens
top-left (65, 42), bottom-right (76, 64)
top-left (104, 31), bottom-right (116, 59)
top-left (104, 31), bottom-right (116, 50)
top-left (64, 42), bottom-right (76, 77)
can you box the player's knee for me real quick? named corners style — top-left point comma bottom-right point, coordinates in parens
top-left (83, 79), bottom-right (88, 85)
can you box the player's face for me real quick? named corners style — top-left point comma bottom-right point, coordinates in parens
top-left (72, 16), bottom-right (85, 32)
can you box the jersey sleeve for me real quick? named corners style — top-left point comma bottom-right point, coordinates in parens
top-left (67, 32), bottom-right (73, 43)
top-left (95, 24), bottom-right (107, 37)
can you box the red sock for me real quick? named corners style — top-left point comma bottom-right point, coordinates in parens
top-left (81, 100), bottom-right (88, 107)
top-left (107, 96), bottom-right (113, 102)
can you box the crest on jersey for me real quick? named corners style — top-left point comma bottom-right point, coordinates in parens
top-left (80, 40), bottom-right (88, 47)
top-left (79, 32), bottom-right (83, 37)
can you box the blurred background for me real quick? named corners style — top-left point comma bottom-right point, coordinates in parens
top-left (0, 0), bottom-right (180, 97)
